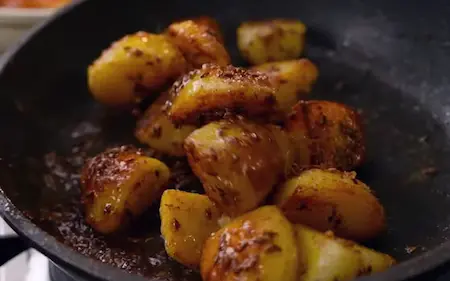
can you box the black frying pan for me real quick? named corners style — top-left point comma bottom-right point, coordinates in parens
top-left (2, 0), bottom-right (450, 280)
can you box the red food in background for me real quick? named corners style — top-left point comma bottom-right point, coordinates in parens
top-left (1, 0), bottom-right (71, 8)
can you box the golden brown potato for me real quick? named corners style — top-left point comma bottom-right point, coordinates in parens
top-left (184, 119), bottom-right (287, 216)
top-left (135, 91), bottom-right (196, 156)
top-left (166, 20), bottom-right (230, 68)
top-left (274, 169), bottom-right (386, 241)
top-left (287, 100), bottom-right (365, 171)
top-left (267, 124), bottom-right (296, 177)
top-left (251, 59), bottom-right (319, 112)
top-left (168, 64), bottom-right (280, 126)
top-left (237, 19), bottom-right (307, 65)
top-left (190, 16), bottom-right (225, 43)
top-left (295, 225), bottom-right (395, 281)
top-left (81, 146), bottom-right (170, 234)
top-left (160, 190), bottom-right (222, 267)
top-left (201, 206), bottom-right (298, 281)
top-left (88, 32), bottom-right (187, 107)
top-left (296, 225), bottom-right (362, 281)
top-left (354, 239), bottom-right (397, 274)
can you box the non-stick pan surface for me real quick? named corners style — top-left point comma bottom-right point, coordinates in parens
top-left (2, 0), bottom-right (450, 280)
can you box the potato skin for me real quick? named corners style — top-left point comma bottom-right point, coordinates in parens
top-left (201, 206), bottom-right (298, 281)
top-left (88, 32), bottom-right (187, 107)
top-left (287, 100), bottom-right (365, 171)
top-left (135, 91), bottom-right (196, 156)
top-left (251, 59), bottom-right (319, 113)
top-left (81, 146), bottom-right (170, 234)
top-left (166, 20), bottom-right (230, 68)
top-left (275, 169), bottom-right (386, 241)
top-left (295, 225), bottom-right (395, 281)
top-left (237, 19), bottom-right (307, 65)
top-left (168, 64), bottom-right (280, 126)
top-left (184, 119), bottom-right (287, 216)
top-left (160, 190), bottom-right (222, 267)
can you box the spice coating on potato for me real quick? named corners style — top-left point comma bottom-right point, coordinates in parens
top-left (275, 169), bottom-right (386, 241)
top-left (201, 206), bottom-right (298, 281)
top-left (135, 91), bottom-right (196, 156)
top-left (295, 225), bottom-right (395, 281)
top-left (88, 32), bottom-right (187, 106)
top-left (190, 16), bottom-right (225, 43)
top-left (184, 119), bottom-right (287, 216)
top-left (287, 100), bottom-right (365, 171)
top-left (166, 20), bottom-right (230, 68)
top-left (168, 64), bottom-right (280, 126)
top-left (160, 190), bottom-right (222, 268)
top-left (237, 19), bottom-right (307, 65)
top-left (81, 146), bottom-right (170, 234)
top-left (251, 59), bottom-right (319, 113)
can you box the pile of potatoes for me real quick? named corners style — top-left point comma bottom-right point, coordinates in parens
top-left (82, 16), bottom-right (394, 281)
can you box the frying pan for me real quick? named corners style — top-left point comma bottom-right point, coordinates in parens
top-left (2, 0), bottom-right (450, 280)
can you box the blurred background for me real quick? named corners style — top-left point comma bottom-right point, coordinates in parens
top-left (0, 0), bottom-right (71, 53)
top-left (0, 0), bottom-right (70, 8)
top-left (1, 2), bottom-right (72, 281)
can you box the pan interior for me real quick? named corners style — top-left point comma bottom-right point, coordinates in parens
top-left (1, 0), bottom-right (450, 280)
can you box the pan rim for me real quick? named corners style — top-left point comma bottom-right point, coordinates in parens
top-left (0, 0), bottom-right (450, 280)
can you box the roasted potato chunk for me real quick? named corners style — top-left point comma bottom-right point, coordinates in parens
top-left (160, 190), bottom-right (222, 267)
top-left (275, 169), bottom-right (386, 241)
top-left (166, 20), bottom-right (230, 68)
top-left (251, 59), bottom-right (319, 112)
top-left (201, 206), bottom-right (298, 281)
top-left (88, 32), bottom-right (187, 106)
top-left (268, 124), bottom-right (296, 177)
top-left (184, 119), bottom-right (287, 216)
top-left (135, 91), bottom-right (196, 156)
top-left (190, 16), bottom-right (225, 43)
top-left (237, 19), bottom-right (306, 65)
top-left (81, 146), bottom-right (170, 234)
top-left (295, 225), bottom-right (395, 281)
top-left (287, 100), bottom-right (365, 170)
top-left (296, 225), bottom-right (362, 281)
top-left (355, 240), bottom-right (397, 274)
top-left (168, 64), bottom-right (280, 126)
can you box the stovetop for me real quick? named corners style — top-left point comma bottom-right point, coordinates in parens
top-left (1, 218), bottom-right (50, 281)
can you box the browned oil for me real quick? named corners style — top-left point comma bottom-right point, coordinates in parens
top-left (31, 121), bottom-right (203, 281)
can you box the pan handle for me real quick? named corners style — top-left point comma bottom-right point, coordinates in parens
top-left (0, 236), bottom-right (29, 266)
